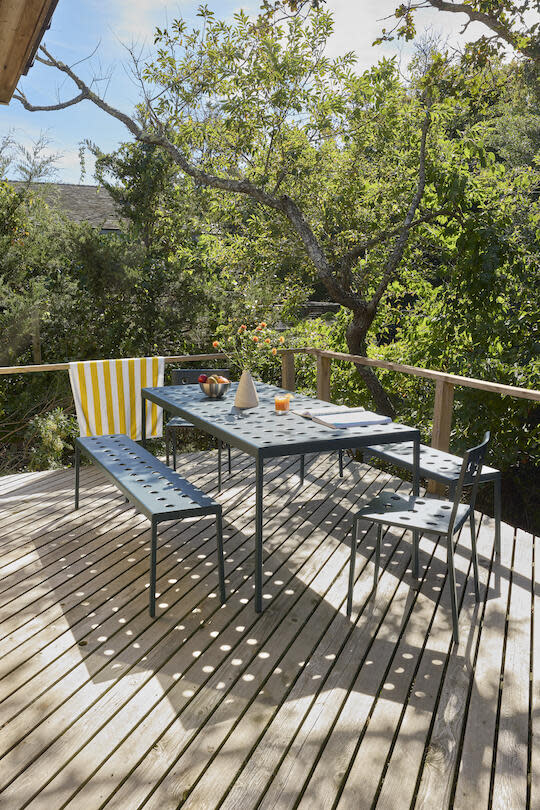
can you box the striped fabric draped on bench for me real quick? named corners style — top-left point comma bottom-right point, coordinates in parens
top-left (69, 357), bottom-right (164, 440)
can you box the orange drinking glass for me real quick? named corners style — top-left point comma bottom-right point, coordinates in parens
top-left (275, 394), bottom-right (290, 413)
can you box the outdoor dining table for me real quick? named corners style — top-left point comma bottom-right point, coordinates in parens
top-left (141, 381), bottom-right (421, 612)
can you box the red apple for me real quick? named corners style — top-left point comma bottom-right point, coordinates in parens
top-left (198, 374), bottom-right (208, 383)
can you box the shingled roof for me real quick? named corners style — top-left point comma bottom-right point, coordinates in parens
top-left (8, 181), bottom-right (122, 231)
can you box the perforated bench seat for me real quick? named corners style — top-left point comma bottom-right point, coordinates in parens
top-left (74, 434), bottom-right (226, 616)
top-left (364, 441), bottom-right (501, 554)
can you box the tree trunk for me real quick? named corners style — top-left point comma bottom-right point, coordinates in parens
top-left (346, 311), bottom-right (395, 418)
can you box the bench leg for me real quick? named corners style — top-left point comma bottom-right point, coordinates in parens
top-left (218, 440), bottom-right (222, 492)
top-left (494, 474), bottom-right (501, 557)
top-left (216, 511), bottom-right (226, 604)
top-left (150, 518), bottom-right (158, 617)
top-left (347, 517), bottom-right (358, 617)
top-left (339, 449), bottom-right (344, 477)
top-left (74, 445), bottom-right (80, 510)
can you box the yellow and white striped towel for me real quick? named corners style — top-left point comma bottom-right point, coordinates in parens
top-left (69, 357), bottom-right (164, 440)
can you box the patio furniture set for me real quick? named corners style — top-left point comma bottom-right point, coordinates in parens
top-left (71, 361), bottom-right (501, 644)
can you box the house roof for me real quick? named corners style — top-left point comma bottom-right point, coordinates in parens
top-left (0, 0), bottom-right (60, 104)
top-left (9, 181), bottom-right (122, 230)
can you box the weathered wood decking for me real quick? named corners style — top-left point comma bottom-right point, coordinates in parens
top-left (0, 451), bottom-right (536, 809)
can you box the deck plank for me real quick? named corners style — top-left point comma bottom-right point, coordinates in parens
top-left (452, 523), bottom-right (516, 808)
top-left (0, 456), bottom-right (532, 810)
top-left (377, 516), bottom-right (493, 810)
top-left (491, 527), bottom-right (532, 810)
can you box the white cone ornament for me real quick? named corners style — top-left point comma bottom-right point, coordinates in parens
top-left (234, 370), bottom-right (259, 408)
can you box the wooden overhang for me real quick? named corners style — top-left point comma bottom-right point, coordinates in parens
top-left (0, 0), bottom-right (60, 104)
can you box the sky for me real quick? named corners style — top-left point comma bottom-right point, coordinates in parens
top-left (1, 0), bottom-right (489, 184)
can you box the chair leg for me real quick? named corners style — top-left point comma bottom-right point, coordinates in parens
top-left (470, 513), bottom-right (480, 601)
top-left (374, 524), bottom-right (382, 587)
top-left (447, 531), bottom-right (459, 645)
top-left (339, 449), bottom-right (344, 477)
top-left (494, 474), bottom-right (501, 557)
top-left (412, 530), bottom-right (419, 579)
top-left (346, 517), bottom-right (358, 617)
top-left (227, 443), bottom-right (232, 475)
top-left (149, 518), bottom-right (158, 617)
top-left (74, 445), bottom-right (80, 510)
top-left (172, 431), bottom-right (177, 472)
top-left (216, 511), bottom-right (226, 604)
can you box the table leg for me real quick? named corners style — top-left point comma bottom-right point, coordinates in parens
top-left (255, 455), bottom-right (264, 613)
top-left (412, 435), bottom-right (420, 578)
top-left (142, 397), bottom-right (147, 448)
top-left (300, 454), bottom-right (305, 484)
top-left (217, 439), bottom-right (222, 493)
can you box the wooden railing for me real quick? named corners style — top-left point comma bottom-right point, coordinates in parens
top-left (1, 349), bottom-right (539, 456)
top-left (279, 348), bottom-right (540, 454)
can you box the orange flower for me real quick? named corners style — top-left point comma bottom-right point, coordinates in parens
top-left (264, 338), bottom-right (271, 344)
top-left (212, 340), bottom-right (219, 348)
top-left (255, 326), bottom-right (262, 331)
top-left (252, 336), bottom-right (259, 342)
top-left (240, 324), bottom-right (247, 330)
top-left (260, 321), bottom-right (267, 328)
top-left (279, 336), bottom-right (285, 343)
top-left (271, 347), bottom-right (277, 355)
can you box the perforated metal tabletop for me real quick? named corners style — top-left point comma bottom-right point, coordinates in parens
top-left (142, 381), bottom-right (421, 611)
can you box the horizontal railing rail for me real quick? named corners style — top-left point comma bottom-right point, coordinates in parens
top-left (0, 353), bottom-right (225, 375)
top-left (1, 349), bottom-right (538, 460)
top-left (278, 347), bottom-right (540, 460)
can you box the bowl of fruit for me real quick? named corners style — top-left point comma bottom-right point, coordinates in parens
top-left (198, 373), bottom-right (231, 399)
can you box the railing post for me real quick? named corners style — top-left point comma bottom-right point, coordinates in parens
top-left (429, 379), bottom-right (455, 494)
top-left (281, 351), bottom-right (296, 391)
top-left (317, 353), bottom-right (331, 402)
top-left (431, 379), bottom-right (454, 452)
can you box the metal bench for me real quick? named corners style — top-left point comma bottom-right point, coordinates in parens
top-left (363, 441), bottom-right (501, 555)
top-left (74, 434), bottom-right (226, 616)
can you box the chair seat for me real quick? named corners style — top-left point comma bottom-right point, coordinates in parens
top-left (166, 416), bottom-right (195, 429)
top-left (365, 442), bottom-right (499, 483)
top-left (357, 492), bottom-right (470, 535)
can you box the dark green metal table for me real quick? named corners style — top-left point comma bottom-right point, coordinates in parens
top-left (142, 381), bottom-right (421, 612)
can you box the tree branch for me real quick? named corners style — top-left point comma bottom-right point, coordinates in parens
top-left (337, 206), bottom-right (451, 277)
top-left (16, 43), bottom-right (357, 309)
top-left (367, 105), bottom-right (432, 315)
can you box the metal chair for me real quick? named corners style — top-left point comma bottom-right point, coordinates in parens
top-left (362, 441), bottom-right (501, 557)
top-left (347, 432), bottom-right (491, 645)
top-left (165, 368), bottom-right (232, 476)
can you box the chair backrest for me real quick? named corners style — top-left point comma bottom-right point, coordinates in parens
top-left (171, 368), bottom-right (230, 385)
top-left (448, 432), bottom-right (491, 532)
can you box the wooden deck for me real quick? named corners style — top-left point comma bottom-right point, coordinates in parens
top-left (0, 451), bottom-right (537, 809)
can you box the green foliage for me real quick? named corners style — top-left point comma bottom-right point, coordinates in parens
top-left (25, 408), bottom-right (78, 471)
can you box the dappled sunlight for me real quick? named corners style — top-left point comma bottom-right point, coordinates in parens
top-left (0, 452), bottom-right (533, 810)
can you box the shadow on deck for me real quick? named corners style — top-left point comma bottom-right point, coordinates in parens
top-left (0, 452), bottom-right (536, 809)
